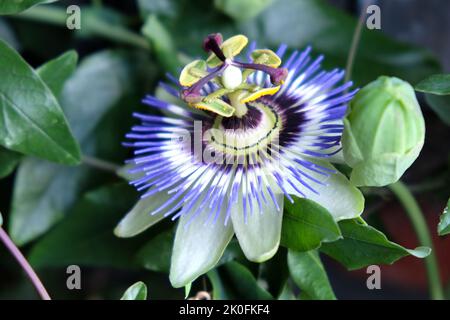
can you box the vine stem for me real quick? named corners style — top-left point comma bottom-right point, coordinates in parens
top-left (344, 0), bottom-right (369, 85)
top-left (0, 227), bottom-right (51, 300)
top-left (15, 5), bottom-right (150, 50)
top-left (388, 181), bottom-right (444, 300)
top-left (82, 155), bottom-right (120, 174)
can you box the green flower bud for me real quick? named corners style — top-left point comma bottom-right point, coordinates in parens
top-left (342, 76), bottom-right (425, 187)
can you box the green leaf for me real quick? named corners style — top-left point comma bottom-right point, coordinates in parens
top-left (277, 283), bottom-right (296, 300)
top-left (214, 0), bottom-right (273, 21)
top-left (281, 196), bottom-right (342, 252)
top-left (425, 94), bottom-right (450, 126)
top-left (120, 281), bottom-right (147, 300)
top-left (207, 261), bottom-right (273, 300)
top-left (136, 229), bottom-right (174, 273)
top-left (0, 39), bottom-right (81, 164)
top-left (155, 1), bottom-right (236, 59)
top-left (259, 248), bottom-right (289, 298)
top-left (59, 51), bottom-right (133, 141)
top-left (288, 250), bottom-right (336, 300)
top-left (0, 19), bottom-right (19, 49)
top-left (0, 211), bottom-right (3, 227)
top-left (320, 219), bottom-right (430, 270)
top-left (0, 147), bottom-right (20, 178)
top-left (9, 51), bottom-right (136, 245)
top-left (76, 7), bottom-right (127, 38)
top-left (141, 14), bottom-right (179, 73)
top-left (0, 0), bottom-right (57, 15)
top-left (438, 198), bottom-right (450, 236)
top-left (137, 0), bottom-right (179, 18)
top-left (28, 184), bottom-right (146, 268)
top-left (298, 291), bottom-right (313, 300)
top-left (416, 74), bottom-right (450, 95)
top-left (246, 0), bottom-right (440, 87)
top-left (10, 158), bottom-right (85, 245)
top-left (415, 74), bottom-right (450, 124)
top-left (207, 269), bottom-right (228, 300)
top-left (219, 240), bottom-right (246, 263)
top-left (73, 6), bottom-right (150, 51)
top-left (37, 50), bottom-right (78, 97)
top-left (13, 11), bottom-right (71, 58)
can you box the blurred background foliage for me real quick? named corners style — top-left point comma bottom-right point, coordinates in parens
top-left (0, 0), bottom-right (449, 299)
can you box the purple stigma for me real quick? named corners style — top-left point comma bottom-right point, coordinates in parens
top-left (233, 61), bottom-right (288, 85)
top-left (270, 68), bottom-right (289, 85)
top-left (181, 90), bottom-right (202, 104)
top-left (202, 33), bottom-right (226, 62)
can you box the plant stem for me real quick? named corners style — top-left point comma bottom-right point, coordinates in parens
top-left (409, 175), bottom-right (448, 194)
top-left (362, 173), bottom-right (448, 198)
top-left (0, 227), bottom-right (51, 300)
top-left (82, 155), bottom-right (120, 174)
top-left (388, 181), bottom-right (444, 300)
top-left (344, 0), bottom-right (369, 85)
top-left (15, 5), bottom-right (150, 50)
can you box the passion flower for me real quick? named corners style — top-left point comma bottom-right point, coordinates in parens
top-left (115, 33), bottom-right (364, 288)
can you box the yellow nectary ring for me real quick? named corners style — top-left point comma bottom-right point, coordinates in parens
top-left (205, 102), bottom-right (281, 157)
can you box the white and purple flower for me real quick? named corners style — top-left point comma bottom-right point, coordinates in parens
top-left (115, 34), bottom-right (364, 288)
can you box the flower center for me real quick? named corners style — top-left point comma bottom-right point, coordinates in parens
top-left (204, 102), bottom-right (281, 158)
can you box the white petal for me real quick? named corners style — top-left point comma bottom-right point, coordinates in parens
top-left (284, 158), bottom-right (364, 221)
top-left (114, 190), bottom-right (176, 238)
top-left (169, 204), bottom-right (234, 288)
top-left (231, 187), bottom-right (284, 263)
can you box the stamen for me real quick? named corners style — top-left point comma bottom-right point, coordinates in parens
top-left (232, 61), bottom-right (288, 85)
top-left (180, 91), bottom-right (202, 104)
top-left (202, 33), bottom-right (226, 62)
top-left (180, 64), bottom-right (227, 103)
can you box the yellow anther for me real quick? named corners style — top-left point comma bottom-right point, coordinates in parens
top-left (240, 86), bottom-right (280, 103)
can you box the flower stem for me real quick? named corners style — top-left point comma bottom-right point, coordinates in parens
top-left (388, 181), bottom-right (444, 300)
top-left (15, 5), bottom-right (150, 50)
top-left (409, 175), bottom-right (447, 194)
top-left (0, 227), bottom-right (51, 300)
top-left (344, 1), bottom-right (369, 85)
top-left (82, 155), bottom-right (120, 174)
